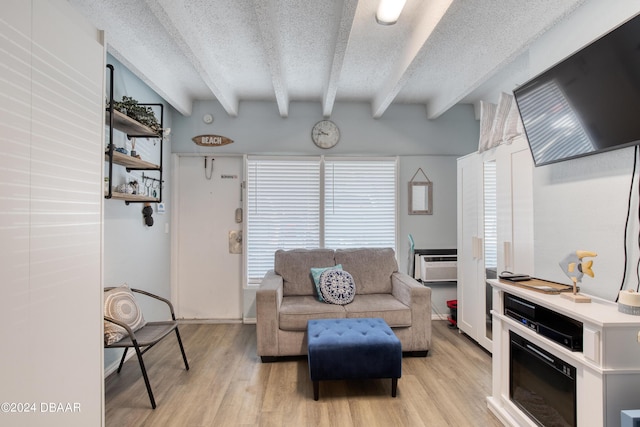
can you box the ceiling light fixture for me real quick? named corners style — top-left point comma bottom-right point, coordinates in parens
top-left (376, 0), bottom-right (407, 25)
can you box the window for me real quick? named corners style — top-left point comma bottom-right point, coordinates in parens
top-left (246, 158), bottom-right (321, 281)
top-left (246, 157), bottom-right (397, 282)
top-left (324, 159), bottom-right (396, 248)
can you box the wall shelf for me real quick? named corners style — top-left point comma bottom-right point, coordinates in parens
top-left (105, 109), bottom-right (160, 138)
top-left (104, 64), bottom-right (163, 205)
top-left (106, 191), bottom-right (159, 203)
top-left (105, 150), bottom-right (160, 171)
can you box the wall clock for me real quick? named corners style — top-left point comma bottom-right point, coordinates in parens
top-left (311, 120), bottom-right (340, 149)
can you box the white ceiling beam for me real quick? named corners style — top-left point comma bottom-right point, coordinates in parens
top-left (253, 0), bottom-right (289, 118)
top-left (146, 0), bottom-right (239, 117)
top-left (371, 0), bottom-right (454, 119)
top-left (322, 0), bottom-right (359, 118)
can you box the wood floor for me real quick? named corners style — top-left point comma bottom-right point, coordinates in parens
top-left (105, 320), bottom-right (502, 426)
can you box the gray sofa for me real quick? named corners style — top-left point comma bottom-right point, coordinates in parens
top-left (256, 248), bottom-right (431, 361)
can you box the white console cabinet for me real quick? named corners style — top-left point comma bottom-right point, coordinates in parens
top-left (488, 279), bottom-right (640, 427)
top-left (456, 138), bottom-right (534, 352)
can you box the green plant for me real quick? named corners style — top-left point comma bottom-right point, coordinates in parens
top-left (112, 96), bottom-right (161, 133)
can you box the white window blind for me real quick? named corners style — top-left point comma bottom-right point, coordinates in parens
top-left (324, 159), bottom-right (396, 249)
top-left (246, 158), bottom-right (321, 281)
top-left (246, 157), bottom-right (397, 282)
top-left (483, 161), bottom-right (497, 269)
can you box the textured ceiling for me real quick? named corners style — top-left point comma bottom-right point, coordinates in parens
top-left (68, 0), bottom-right (585, 118)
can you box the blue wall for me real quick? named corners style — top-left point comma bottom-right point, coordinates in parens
top-left (104, 55), bottom-right (176, 370)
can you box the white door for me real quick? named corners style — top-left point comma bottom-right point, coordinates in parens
top-left (457, 151), bottom-right (495, 353)
top-left (175, 156), bottom-right (243, 319)
top-left (457, 153), bottom-right (482, 340)
top-left (496, 138), bottom-right (534, 276)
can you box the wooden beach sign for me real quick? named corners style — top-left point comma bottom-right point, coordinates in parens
top-left (192, 135), bottom-right (234, 147)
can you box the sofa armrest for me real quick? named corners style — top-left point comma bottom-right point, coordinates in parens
top-left (391, 272), bottom-right (431, 350)
top-left (256, 270), bottom-right (284, 356)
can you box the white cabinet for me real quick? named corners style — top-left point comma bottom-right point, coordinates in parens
top-left (488, 280), bottom-right (640, 426)
top-left (457, 152), bottom-right (489, 349)
top-left (495, 138), bottom-right (534, 276)
top-left (456, 137), bottom-right (534, 352)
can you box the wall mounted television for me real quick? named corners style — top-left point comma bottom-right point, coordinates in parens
top-left (513, 14), bottom-right (640, 167)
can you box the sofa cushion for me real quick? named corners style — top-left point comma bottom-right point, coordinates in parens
top-left (279, 296), bottom-right (346, 331)
top-left (318, 269), bottom-right (356, 305)
top-left (343, 294), bottom-right (411, 327)
top-left (310, 264), bottom-right (342, 302)
top-left (334, 248), bottom-right (398, 294)
top-left (275, 249), bottom-right (336, 296)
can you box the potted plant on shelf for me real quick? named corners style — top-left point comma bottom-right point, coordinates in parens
top-left (111, 96), bottom-right (161, 134)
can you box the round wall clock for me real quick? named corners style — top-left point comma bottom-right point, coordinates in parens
top-left (311, 120), bottom-right (340, 149)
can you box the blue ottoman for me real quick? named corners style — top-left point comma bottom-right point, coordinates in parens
top-left (307, 318), bottom-right (402, 400)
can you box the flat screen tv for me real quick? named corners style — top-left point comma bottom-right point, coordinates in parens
top-left (513, 14), bottom-right (640, 167)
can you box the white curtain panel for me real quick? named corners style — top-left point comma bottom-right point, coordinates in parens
top-left (478, 93), bottom-right (523, 152)
top-left (502, 93), bottom-right (524, 144)
top-left (490, 92), bottom-right (513, 146)
top-left (478, 101), bottom-right (496, 152)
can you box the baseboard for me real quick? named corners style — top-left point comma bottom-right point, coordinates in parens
top-left (177, 318), bottom-right (243, 324)
top-left (246, 316), bottom-right (440, 324)
top-left (246, 316), bottom-right (438, 324)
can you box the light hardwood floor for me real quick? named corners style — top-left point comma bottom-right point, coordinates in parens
top-left (105, 320), bottom-right (502, 426)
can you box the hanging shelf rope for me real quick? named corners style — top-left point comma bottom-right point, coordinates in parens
top-left (409, 168), bottom-right (431, 184)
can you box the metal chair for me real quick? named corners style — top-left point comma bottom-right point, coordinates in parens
top-left (104, 287), bottom-right (189, 409)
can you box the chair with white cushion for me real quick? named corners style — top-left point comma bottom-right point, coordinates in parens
top-left (104, 285), bottom-right (189, 409)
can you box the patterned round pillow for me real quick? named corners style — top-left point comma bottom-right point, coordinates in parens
top-left (104, 285), bottom-right (146, 345)
top-left (318, 269), bottom-right (356, 305)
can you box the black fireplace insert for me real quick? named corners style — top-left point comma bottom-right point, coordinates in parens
top-left (510, 331), bottom-right (576, 427)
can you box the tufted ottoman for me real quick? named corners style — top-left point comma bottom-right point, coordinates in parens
top-left (307, 318), bottom-right (402, 400)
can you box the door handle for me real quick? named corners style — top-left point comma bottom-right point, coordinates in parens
top-left (472, 236), bottom-right (483, 260)
top-left (504, 241), bottom-right (512, 270)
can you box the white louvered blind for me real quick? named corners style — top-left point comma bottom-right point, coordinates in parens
top-left (246, 157), bottom-right (397, 282)
top-left (324, 159), bottom-right (396, 249)
top-left (246, 158), bottom-right (321, 281)
top-left (1, 0), bottom-right (104, 421)
top-left (483, 161), bottom-right (497, 269)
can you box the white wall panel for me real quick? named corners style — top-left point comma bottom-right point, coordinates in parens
top-left (0, 0), bottom-right (33, 405)
top-left (0, 0), bottom-right (104, 425)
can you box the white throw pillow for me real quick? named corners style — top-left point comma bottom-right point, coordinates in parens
top-left (104, 284), bottom-right (147, 345)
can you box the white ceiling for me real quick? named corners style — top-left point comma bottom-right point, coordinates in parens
top-left (69, 0), bottom-right (585, 118)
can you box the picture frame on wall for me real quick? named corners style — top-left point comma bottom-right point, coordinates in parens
top-left (409, 180), bottom-right (432, 215)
